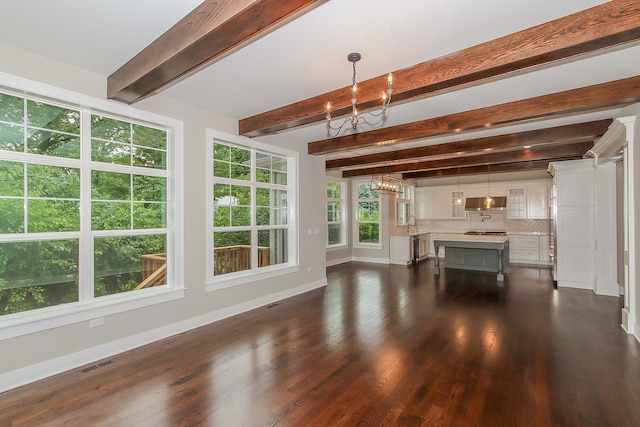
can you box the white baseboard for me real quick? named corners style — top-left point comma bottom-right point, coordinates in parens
top-left (557, 280), bottom-right (593, 290)
top-left (620, 307), bottom-right (638, 343)
top-left (0, 278), bottom-right (327, 394)
top-left (594, 280), bottom-right (621, 297)
top-left (326, 256), bottom-right (352, 267)
top-left (351, 256), bottom-right (390, 264)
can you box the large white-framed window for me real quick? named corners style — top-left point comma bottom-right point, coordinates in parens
top-left (395, 184), bottom-right (414, 225)
top-left (0, 74), bottom-right (183, 339)
top-left (326, 179), bottom-right (347, 248)
top-left (207, 130), bottom-right (298, 289)
top-left (353, 180), bottom-right (381, 247)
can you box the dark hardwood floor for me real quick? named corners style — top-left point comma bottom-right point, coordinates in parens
top-left (2, 260), bottom-right (640, 426)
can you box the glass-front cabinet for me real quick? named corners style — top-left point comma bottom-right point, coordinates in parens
top-left (507, 188), bottom-right (526, 219)
top-left (507, 185), bottom-right (548, 219)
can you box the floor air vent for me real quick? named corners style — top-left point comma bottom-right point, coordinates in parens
top-left (81, 360), bottom-right (114, 374)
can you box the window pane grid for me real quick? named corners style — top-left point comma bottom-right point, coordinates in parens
top-left (395, 185), bottom-right (414, 225)
top-left (355, 182), bottom-right (380, 245)
top-left (0, 89), bottom-right (173, 317)
top-left (212, 140), bottom-right (292, 277)
top-left (91, 114), bottom-right (167, 170)
top-left (0, 94), bottom-right (81, 158)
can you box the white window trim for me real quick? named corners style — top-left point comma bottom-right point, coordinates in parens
top-left (205, 129), bottom-right (299, 291)
top-left (352, 179), bottom-right (382, 249)
top-left (395, 183), bottom-right (415, 226)
top-left (0, 72), bottom-right (184, 339)
top-left (326, 178), bottom-right (347, 249)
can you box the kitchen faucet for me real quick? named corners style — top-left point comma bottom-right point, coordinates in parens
top-left (407, 215), bottom-right (417, 233)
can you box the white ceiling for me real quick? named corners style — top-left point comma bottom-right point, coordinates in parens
top-left (0, 0), bottom-right (638, 163)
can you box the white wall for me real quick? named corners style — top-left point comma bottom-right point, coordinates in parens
top-left (0, 43), bottom-right (328, 389)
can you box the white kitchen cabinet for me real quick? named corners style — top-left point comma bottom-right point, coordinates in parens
top-left (432, 190), bottom-right (452, 219)
top-left (539, 235), bottom-right (551, 265)
top-left (527, 185), bottom-right (548, 219)
top-left (418, 233), bottom-right (430, 260)
top-left (507, 188), bottom-right (526, 219)
top-left (508, 234), bottom-right (552, 265)
top-left (415, 188), bottom-right (433, 219)
top-left (549, 159), bottom-right (595, 290)
top-left (509, 235), bottom-right (539, 263)
top-left (432, 190), bottom-right (466, 220)
top-left (389, 233), bottom-right (430, 265)
top-left (389, 235), bottom-right (412, 265)
top-left (507, 183), bottom-right (549, 220)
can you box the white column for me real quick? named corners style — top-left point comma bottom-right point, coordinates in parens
top-left (594, 163), bottom-right (618, 296)
top-left (625, 116), bottom-right (638, 339)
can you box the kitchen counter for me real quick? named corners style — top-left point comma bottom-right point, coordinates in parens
top-left (433, 234), bottom-right (510, 281)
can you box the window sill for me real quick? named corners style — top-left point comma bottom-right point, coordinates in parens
top-left (207, 264), bottom-right (300, 291)
top-left (326, 244), bottom-right (348, 251)
top-left (353, 243), bottom-right (383, 249)
top-left (0, 287), bottom-right (185, 340)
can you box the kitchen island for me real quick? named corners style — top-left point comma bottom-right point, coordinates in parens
top-left (433, 234), bottom-right (510, 281)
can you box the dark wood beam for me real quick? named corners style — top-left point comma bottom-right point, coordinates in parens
top-left (107, 0), bottom-right (326, 104)
top-left (240, 0), bottom-right (640, 137)
top-left (342, 141), bottom-right (593, 178)
top-left (402, 157), bottom-right (580, 180)
top-left (310, 75), bottom-right (640, 155)
top-left (326, 120), bottom-right (611, 169)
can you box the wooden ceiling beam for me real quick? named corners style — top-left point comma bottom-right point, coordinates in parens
top-left (107, 0), bottom-right (326, 104)
top-left (402, 157), bottom-right (579, 180)
top-left (325, 120), bottom-right (611, 169)
top-left (240, 0), bottom-right (640, 137)
top-left (342, 141), bottom-right (593, 178)
top-left (309, 75), bottom-right (640, 155)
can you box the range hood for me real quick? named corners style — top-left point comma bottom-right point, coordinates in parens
top-left (464, 196), bottom-right (507, 211)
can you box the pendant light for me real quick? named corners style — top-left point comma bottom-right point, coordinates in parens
top-left (485, 165), bottom-right (494, 209)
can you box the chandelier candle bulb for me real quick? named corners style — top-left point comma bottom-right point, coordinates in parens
top-left (370, 174), bottom-right (401, 195)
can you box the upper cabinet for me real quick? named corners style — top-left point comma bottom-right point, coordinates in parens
top-left (507, 188), bottom-right (526, 219)
top-left (433, 190), bottom-right (466, 220)
top-left (507, 182), bottom-right (550, 220)
top-left (415, 187), bottom-right (433, 219)
top-left (527, 185), bottom-right (548, 219)
top-left (415, 179), bottom-right (550, 220)
top-left (415, 188), bottom-right (465, 220)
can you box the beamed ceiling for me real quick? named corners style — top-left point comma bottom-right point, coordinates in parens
top-left (2, 1), bottom-right (638, 183)
top-left (104, 0), bottom-right (640, 182)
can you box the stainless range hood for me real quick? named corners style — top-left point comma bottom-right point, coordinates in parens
top-left (464, 196), bottom-right (507, 211)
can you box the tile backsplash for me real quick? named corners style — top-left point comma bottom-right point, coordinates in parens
top-left (415, 213), bottom-right (550, 234)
